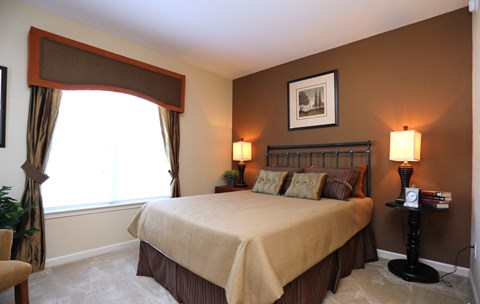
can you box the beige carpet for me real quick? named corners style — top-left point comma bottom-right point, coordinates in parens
top-left (0, 247), bottom-right (475, 303)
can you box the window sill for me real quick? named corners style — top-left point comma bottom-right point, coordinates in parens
top-left (44, 201), bottom-right (147, 220)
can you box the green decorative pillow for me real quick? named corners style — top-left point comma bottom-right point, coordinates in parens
top-left (252, 170), bottom-right (288, 195)
top-left (265, 166), bottom-right (304, 194)
top-left (284, 173), bottom-right (327, 200)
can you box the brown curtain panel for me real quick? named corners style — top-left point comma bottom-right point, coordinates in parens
top-left (14, 86), bottom-right (62, 272)
top-left (159, 107), bottom-right (181, 197)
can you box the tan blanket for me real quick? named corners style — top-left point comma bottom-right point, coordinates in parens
top-left (128, 191), bottom-right (373, 304)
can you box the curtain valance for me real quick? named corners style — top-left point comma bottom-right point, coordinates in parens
top-left (28, 27), bottom-right (185, 112)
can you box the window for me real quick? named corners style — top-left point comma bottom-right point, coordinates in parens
top-left (41, 90), bottom-right (171, 212)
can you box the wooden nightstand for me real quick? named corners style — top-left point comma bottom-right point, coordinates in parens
top-left (385, 202), bottom-right (448, 283)
top-left (214, 185), bottom-right (251, 193)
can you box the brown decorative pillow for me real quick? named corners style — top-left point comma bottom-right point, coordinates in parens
top-left (252, 170), bottom-right (288, 195)
top-left (284, 173), bottom-right (327, 200)
top-left (265, 166), bottom-right (304, 194)
top-left (351, 164), bottom-right (367, 198)
top-left (304, 167), bottom-right (360, 200)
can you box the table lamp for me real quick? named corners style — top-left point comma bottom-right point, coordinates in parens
top-left (233, 138), bottom-right (252, 187)
top-left (389, 126), bottom-right (421, 203)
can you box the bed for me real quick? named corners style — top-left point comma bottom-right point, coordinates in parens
top-left (128, 141), bottom-right (377, 304)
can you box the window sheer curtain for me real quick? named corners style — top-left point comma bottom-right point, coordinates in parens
top-left (15, 88), bottom-right (180, 271)
top-left (15, 86), bottom-right (62, 272)
top-left (159, 107), bottom-right (181, 197)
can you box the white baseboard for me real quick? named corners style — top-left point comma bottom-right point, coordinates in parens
top-left (377, 249), bottom-right (470, 277)
top-left (45, 239), bottom-right (140, 268)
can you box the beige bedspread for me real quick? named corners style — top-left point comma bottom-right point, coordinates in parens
top-left (128, 191), bottom-right (373, 304)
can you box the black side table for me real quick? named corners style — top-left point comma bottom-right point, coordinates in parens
top-left (385, 202), bottom-right (448, 283)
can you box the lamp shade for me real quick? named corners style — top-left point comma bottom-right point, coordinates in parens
top-left (233, 139), bottom-right (252, 162)
top-left (389, 129), bottom-right (421, 162)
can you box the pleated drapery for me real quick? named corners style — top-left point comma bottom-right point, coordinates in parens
top-left (15, 86), bottom-right (62, 272)
top-left (159, 107), bottom-right (181, 198)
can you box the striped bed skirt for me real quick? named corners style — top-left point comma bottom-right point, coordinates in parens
top-left (136, 224), bottom-right (378, 304)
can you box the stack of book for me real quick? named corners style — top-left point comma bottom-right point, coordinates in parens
top-left (420, 190), bottom-right (452, 209)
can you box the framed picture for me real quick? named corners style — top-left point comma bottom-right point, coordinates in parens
top-left (288, 70), bottom-right (338, 130)
top-left (0, 66), bottom-right (6, 147)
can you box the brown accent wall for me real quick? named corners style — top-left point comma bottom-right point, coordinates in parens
top-left (233, 9), bottom-right (472, 266)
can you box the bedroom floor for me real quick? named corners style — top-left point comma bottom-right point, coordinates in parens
top-left (0, 247), bottom-right (475, 304)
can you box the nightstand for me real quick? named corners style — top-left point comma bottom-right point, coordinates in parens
top-left (214, 185), bottom-right (251, 193)
top-left (385, 202), bottom-right (448, 283)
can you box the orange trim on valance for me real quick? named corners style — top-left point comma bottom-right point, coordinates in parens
top-left (28, 27), bottom-right (185, 113)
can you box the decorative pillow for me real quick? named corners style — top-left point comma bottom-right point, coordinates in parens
top-left (304, 167), bottom-right (360, 200)
top-left (284, 172), bottom-right (327, 200)
top-left (252, 170), bottom-right (288, 195)
top-left (265, 166), bottom-right (304, 194)
top-left (351, 164), bottom-right (367, 198)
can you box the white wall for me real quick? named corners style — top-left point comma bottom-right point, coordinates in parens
top-left (0, 0), bottom-right (233, 260)
top-left (471, 6), bottom-right (480, 302)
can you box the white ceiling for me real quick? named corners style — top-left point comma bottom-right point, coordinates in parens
top-left (22, 0), bottom-right (468, 79)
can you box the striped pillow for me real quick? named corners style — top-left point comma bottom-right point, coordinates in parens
top-left (304, 167), bottom-right (360, 200)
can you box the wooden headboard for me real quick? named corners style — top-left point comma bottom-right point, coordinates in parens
top-left (265, 141), bottom-right (372, 197)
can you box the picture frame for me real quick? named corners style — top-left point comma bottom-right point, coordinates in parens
top-left (0, 66), bottom-right (6, 148)
top-left (288, 70), bottom-right (338, 130)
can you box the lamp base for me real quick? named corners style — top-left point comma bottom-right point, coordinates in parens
top-left (236, 162), bottom-right (247, 187)
top-left (397, 162), bottom-right (413, 202)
